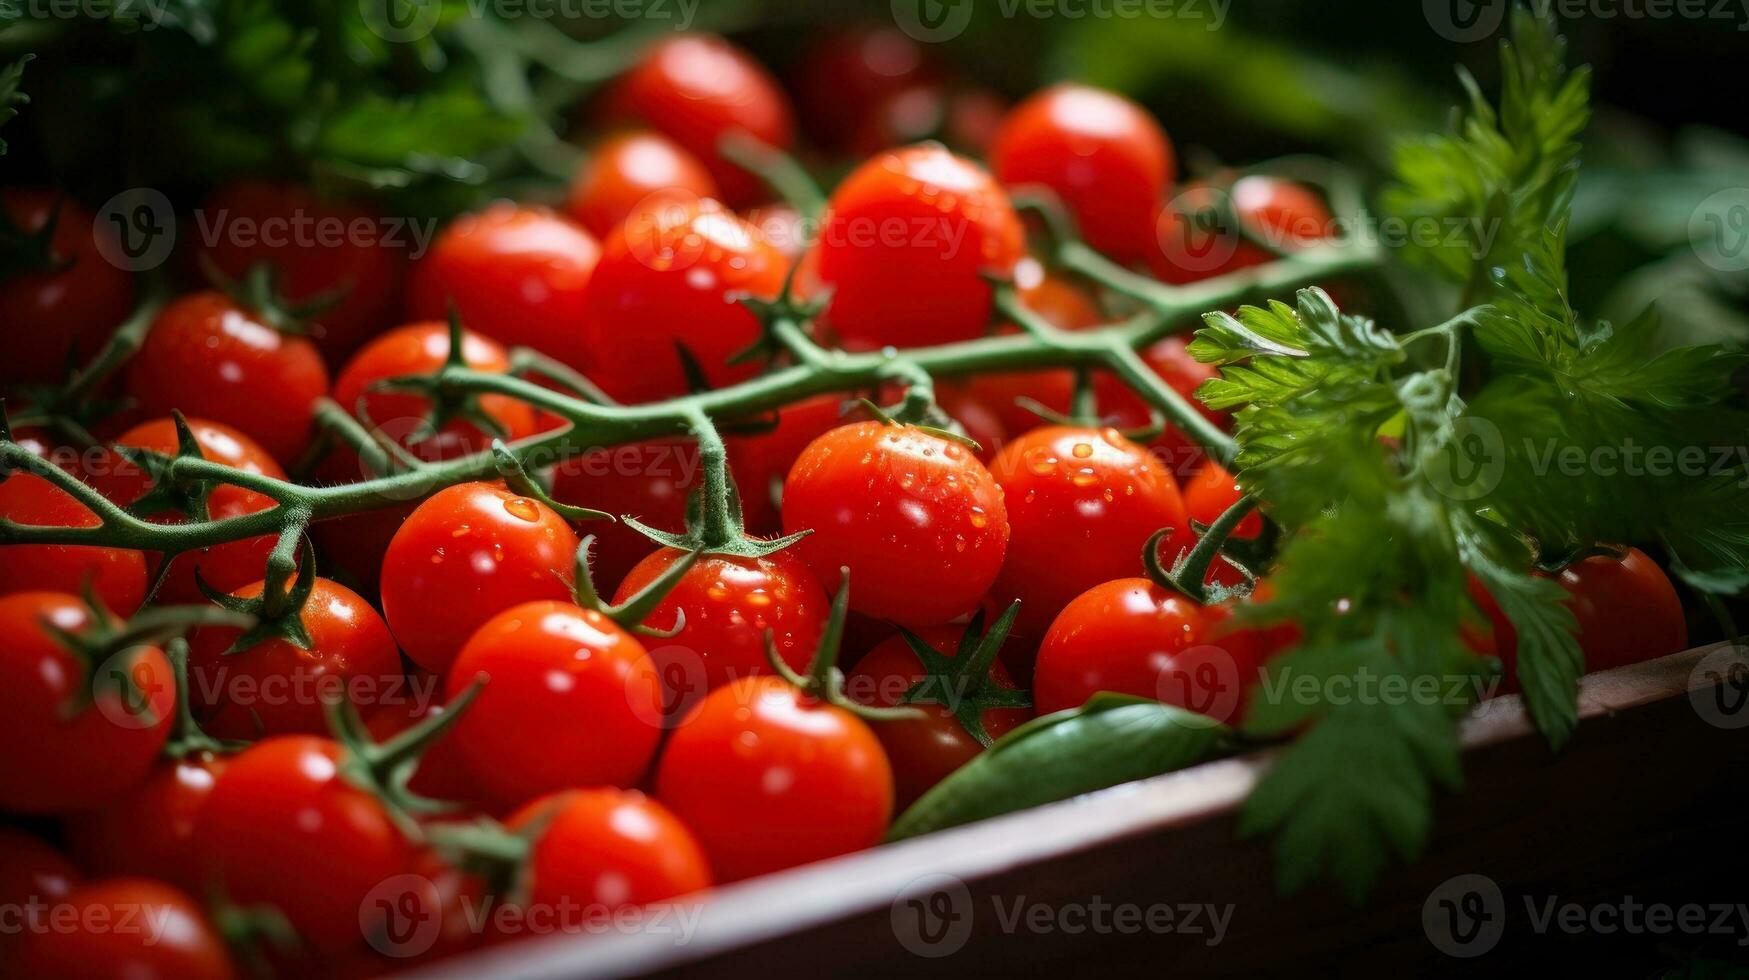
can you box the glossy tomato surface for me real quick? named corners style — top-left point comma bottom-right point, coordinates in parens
top-left (0, 467), bottom-right (148, 615)
top-left (16, 879), bottom-right (236, 980)
top-left (63, 754), bottom-right (226, 894)
top-left (509, 789), bottom-right (712, 921)
top-left (548, 438), bottom-right (711, 594)
top-left (565, 130), bottom-right (719, 239)
top-left (0, 188), bottom-right (135, 386)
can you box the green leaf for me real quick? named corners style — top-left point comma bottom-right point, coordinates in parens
top-left (0, 55), bottom-right (29, 156)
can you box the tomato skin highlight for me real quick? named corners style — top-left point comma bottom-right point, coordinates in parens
top-left (655, 675), bottom-right (894, 882)
top-left (16, 878), bottom-right (236, 980)
top-left (0, 592), bottom-right (175, 814)
top-left (447, 600), bottom-right (665, 809)
top-left (992, 84), bottom-right (1173, 262)
top-left (380, 482), bottom-right (581, 674)
top-left (578, 198), bottom-right (786, 403)
top-left (0, 188), bottom-right (136, 387)
top-left (846, 626), bottom-right (1030, 809)
top-left (614, 546), bottom-right (829, 715)
top-left (565, 130), bottom-right (719, 239)
top-left (407, 203), bottom-right (600, 371)
top-left (125, 291), bottom-right (329, 467)
top-left (782, 421), bottom-right (1010, 625)
top-left (0, 467), bottom-right (148, 616)
top-left (991, 425), bottom-right (1193, 639)
top-left (814, 145), bottom-right (1024, 350)
top-left (508, 788), bottom-right (712, 924)
top-left (63, 754), bottom-right (226, 894)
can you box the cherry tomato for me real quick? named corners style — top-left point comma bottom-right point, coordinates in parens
top-left (1476, 547), bottom-right (1687, 687)
top-left (815, 145), bottom-right (1024, 351)
top-left (1148, 176), bottom-right (1333, 285)
top-left (197, 735), bottom-right (413, 953)
top-left (1096, 335), bottom-right (1226, 478)
top-left (124, 291), bottom-right (328, 467)
top-left (739, 202), bottom-right (809, 260)
top-left (0, 467), bottom-right (148, 615)
top-left (508, 789), bottom-right (711, 924)
top-left (186, 576), bottom-right (403, 739)
top-left (565, 131), bottom-right (719, 239)
top-left (613, 546), bottom-right (829, 715)
top-left (848, 83), bottom-right (948, 157)
top-left (548, 438), bottom-right (708, 594)
top-left (1183, 460), bottom-right (1263, 538)
top-left (0, 592), bottom-right (174, 813)
top-left (578, 197), bottom-right (786, 403)
top-left (0, 829), bottom-right (79, 972)
top-left (782, 421), bottom-right (1009, 625)
top-left (725, 394), bottom-right (852, 535)
top-left (992, 84), bottom-right (1173, 262)
top-left (365, 696), bottom-right (476, 806)
top-left (380, 482), bottom-right (581, 674)
top-left (1229, 175), bottom-right (1337, 253)
top-left (89, 417), bottom-right (286, 606)
top-left (655, 675), bottom-right (893, 881)
top-left (446, 600), bottom-right (664, 809)
top-left (63, 754), bottom-right (226, 893)
top-left (194, 181), bottom-right (406, 361)
top-left (407, 203), bottom-right (600, 371)
top-left (991, 426), bottom-right (1193, 638)
top-left (959, 268), bottom-right (1104, 436)
top-left (1033, 578), bottom-right (1260, 725)
top-left (16, 879), bottom-right (235, 980)
top-left (0, 188), bottom-right (135, 387)
top-left (794, 28), bottom-right (933, 152)
top-left (846, 626), bottom-right (1029, 808)
top-left (602, 35), bottom-right (796, 206)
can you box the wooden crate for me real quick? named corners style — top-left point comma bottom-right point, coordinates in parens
top-left (425, 643), bottom-right (1749, 977)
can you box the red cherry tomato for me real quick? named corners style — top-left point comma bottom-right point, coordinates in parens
top-left (186, 576), bottom-right (403, 739)
top-left (365, 696), bottom-right (476, 806)
top-left (815, 145), bottom-right (1024, 350)
top-left (446, 600), bottom-right (664, 809)
top-left (848, 83), bottom-right (948, 157)
top-left (0, 829), bottom-right (80, 972)
top-left (725, 394), bottom-right (851, 535)
top-left (602, 35), bottom-right (796, 206)
top-left (795, 28), bottom-right (933, 151)
top-left (197, 735), bottom-right (413, 953)
top-left (613, 546), bottom-right (829, 715)
top-left (578, 197), bottom-right (786, 403)
top-left (407, 204), bottom-right (600, 371)
top-left (1033, 578), bottom-right (1259, 725)
top-left (1183, 460), bottom-right (1263, 538)
top-left (193, 181), bottom-right (406, 361)
top-left (0, 467), bottom-right (148, 615)
top-left (990, 426), bottom-right (1193, 639)
top-left (0, 592), bottom-right (174, 813)
top-left (1475, 547), bottom-right (1687, 687)
top-left (782, 421), bottom-right (1010, 625)
top-left (89, 417), bottom-right (286, 605)
top-left (959, 268), bottom-right (1104, 437)
top-left (655, 675), bottom-right (893, 881)
top-left (1148, 176), bottom-right (1333, 285)
top-left (380, 482), bottom-right (580, 674)
top-left (507, 788), bottom-right (711, 926)
top-left (548, 438), bottom-right (708, 594)
top-left (16, 879), bottom-right (235, 980)
top-left (0, 188), bottom-right (135, 387)
top-left (1096, 335), bottom-right (1226, 478)
top-left (125, 291), bottom-right (329, 466)
top-left (62, 754), bottom-right (226, 894)
top-left (992, 84), bottom-right (1173, 262)
top-left (565, 131), bottom-right (719, 239)
top-left (845, 626), bottom-right (1030, 808)
top-left (1229, 175), bottom-right (1337, 253)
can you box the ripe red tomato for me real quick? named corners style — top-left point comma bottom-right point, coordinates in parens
top-left (193, 180), bottom-right (406, 361)
top-left (782, 421), bottom-right (1010, 624)
top-left (655, 675), bottom-right (893, 881)
top-left (1229, 175), bottom-right (1337, 253)
top-left (1033, 578), bottom-right (1260, 725)
top-left (0, 829), bottom-right (79, 972)
top-left (0, 592), bottom-right (174, 813)
top-left (845, 626), bottom-right (1030, 808)
top-left (794, 28), bottom-right (933, 152)
top-left (815, 145), bottom-right (1025, 350)
top-left (565, 131), bottom-right (719, 239)
top-left (548, 438), bottom-right (709, 594)
top-left (613, 546), bottom-right (829, 715)
top-left (380, 482), bottom-right (581, 674)
top-left (992, 84), bottom-right (1173, 262)
top-left (1096, 335), bottom-right (1227, 477)
top-left (578, 197), bottom-right (786, 403)
top-left (958, 267), bottom-right (1104, 437)
top-left (1148, 176), bottom-right (1333, 285)
top-left (848, 83), bottom-right (948, 157)
top-left (0, 467), bottom-right (148, 615)
top-left (0, 188), bottom-right (135, 386)
top-left (1183, 460), bottom-right (1263, 539)
top-left (1476, 547), bottom-right (1687, 686)
top-left (365, 695), bottom-right (476, 805)
top-left (197, 735), bottom-right (413, 953)
top-left (990, 426), bottom-right (1193, 638)
top-left (89, 417), bottom-right (286, 605)
top-left (63, 754), bottom-right (226, 893)
top-left (446, 600), bottom-right (664, 809)
top-left (329, 320), bottom-right (539, 469)
top-left (508, 789), bottom-right (711, 922)
top-left (725, 393), bottom-right (849, 536)
top-left (407, 203), bottom-right (600, 371)
top-left (186, 576), bottom-right (403, 739)
top-left (16, 879), bottom-right (235, 980)
top-left (602, 35), bottom-right (796, 206)
top-left (125, 291), bottom-right (329, 466)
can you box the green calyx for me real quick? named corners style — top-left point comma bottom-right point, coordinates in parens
top-left (490, 440), bottom-right (611, 524)
top-left (765, 568), bottom-right (924, 723)
top-left (1142, 491), bottom-right (1262, 606)
top-left (116, 410), bottom-right (217, 523)
top-left (201, 257), bottom-right (342, 336)
top-left (328, 676), bottom-right (487, 842)
top-left (365, 310), bottom-right (511, 449)
top-left (196, 534), bottom-right (319, 653)
top-left (897, 601), bottom-right (1033, 747)
top-left (857, 397), bottom-right (983, 454)
top-left (569, 535), bottom-right (700, 638)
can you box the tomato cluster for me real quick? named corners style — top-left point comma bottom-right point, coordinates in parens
top-left (0, 26), bottom-right (1691, 979)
